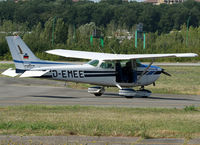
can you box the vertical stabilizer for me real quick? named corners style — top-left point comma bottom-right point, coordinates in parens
top-left (6, 36), bottom-right (41, 72)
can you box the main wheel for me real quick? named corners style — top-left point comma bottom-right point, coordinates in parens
top-left (94, 93), bottom-right (103, 96)
top-left (125, 96), bottom-right (134, 99)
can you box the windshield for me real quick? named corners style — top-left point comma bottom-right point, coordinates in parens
top-left (87, 60), bottom-right (99, 67)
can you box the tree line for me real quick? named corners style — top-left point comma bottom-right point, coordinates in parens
top-left (1, 0), bottom-right (200, 33)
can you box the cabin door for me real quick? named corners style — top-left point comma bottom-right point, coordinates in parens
top-left (132, 60), bottom-right (137, 83)
top-left (115, 60), bottom-right (137, 83)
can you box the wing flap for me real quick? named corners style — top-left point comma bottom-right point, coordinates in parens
top-left (46, 49), bottom-right (198, 60)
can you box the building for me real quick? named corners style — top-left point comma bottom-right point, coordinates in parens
top-left (145, 0), bottom-right (158, 4)
top-left (159, 0), bottom-right (184, 4)
top-left (145, 0), bottom-right (184, 5)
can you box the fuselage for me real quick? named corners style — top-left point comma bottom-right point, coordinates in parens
top-left (33, 60), bottom-right (162, 87)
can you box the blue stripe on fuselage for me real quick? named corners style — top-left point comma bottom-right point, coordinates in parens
top-left (13, 59), bottom-right (69, 65)
top-left (139, 63), bottom-right (161, 75)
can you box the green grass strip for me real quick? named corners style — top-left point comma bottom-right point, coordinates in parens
top-left (0, 105), bottom-right (199, 139)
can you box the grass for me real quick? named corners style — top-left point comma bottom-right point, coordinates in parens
top-left (0, 63), bottom-right (200, 95)
top-left (0, 105), bottom-right (200, 138)
top-left (146, 66), bottom-right (200, 95)
top-left (0, 63), bottom-right (15, 77)
top-left (0, 63), bottom-right (14, 70)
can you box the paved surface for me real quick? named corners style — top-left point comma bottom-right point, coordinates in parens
top-left (0, 136), bottom-right (200, 145)
top-left (0, 77), bottom-right (200, 108)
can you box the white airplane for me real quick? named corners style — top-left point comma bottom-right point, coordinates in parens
top-left (2, 36), bottom-right (198, 98)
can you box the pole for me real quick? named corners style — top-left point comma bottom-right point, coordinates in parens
top-left (52, 16), bottom-right (56, 46)
top-left (100, 37), bottom-right (104, 48)
top-left (186, 16), bottom-right (191, 46)
top-left (143, 32), bottom-right (146, 50)
top-left (73, 24), bottom-right (76, 42)
top-left (135, 30), bottom-right (137, 48)
top-left (90, 35), bottom-right (93, 46)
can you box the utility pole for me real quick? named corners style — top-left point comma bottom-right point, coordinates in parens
top-left (135, 23), bottom-right (146, 50)
top-left (73, 24), bottom-right (76, 42)
top-left (52, 16), bottom-right (56, 46)
top-left (135, 30), bottom-right (137, 48)
top-left (186, 16), bottom-right (191, 47)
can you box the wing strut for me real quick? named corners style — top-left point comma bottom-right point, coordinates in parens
top-left (116, 84), bottom-right (122, 89)
top-left (137, 59), bottom-right (155, 82)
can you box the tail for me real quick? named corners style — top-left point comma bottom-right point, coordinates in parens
top-left (6, 36), bottom-right (41, 73)
top-left (2, 36), bottom-right (70, 77)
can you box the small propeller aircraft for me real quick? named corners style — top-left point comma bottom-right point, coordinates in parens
top-left (2, 36), bottom-right (198, 98)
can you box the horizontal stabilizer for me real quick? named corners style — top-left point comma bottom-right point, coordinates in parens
top-left (1, 68), bottom-right (19, 77)
top-left (20, 70), bottom-right (50, 78)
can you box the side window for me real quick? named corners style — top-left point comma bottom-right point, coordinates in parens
top-left (100, 62), bottom-right (106, 69)
top-left (100, 61), bottom-right (114, 69)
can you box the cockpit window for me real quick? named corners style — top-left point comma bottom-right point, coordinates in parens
top-left (100, 61), bottom-right (114, 69)
top-left (88, 60), bottom-right (99, 67)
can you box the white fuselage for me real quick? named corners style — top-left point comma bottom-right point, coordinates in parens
top-left (33, 62), bottom-right (162, 87)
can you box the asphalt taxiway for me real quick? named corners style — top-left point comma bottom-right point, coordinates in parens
top-left (0, 76), bottom-right (200, 108)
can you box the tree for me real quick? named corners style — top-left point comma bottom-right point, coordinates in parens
top-left (55, 18), bottom-right (68, 44)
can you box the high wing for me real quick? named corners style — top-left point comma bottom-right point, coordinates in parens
top-left (46, 49), bottom-right (198, 61)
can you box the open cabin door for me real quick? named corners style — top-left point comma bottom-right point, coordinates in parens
top-left (115, 60), bottom-right (137, 83)
top-left (132, 60), bottom-right (137, 83)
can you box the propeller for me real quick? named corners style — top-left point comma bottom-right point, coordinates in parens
top-left (161, 69), bottom-right (171, 77)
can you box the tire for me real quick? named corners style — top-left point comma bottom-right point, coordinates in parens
top-left (142, 96), bottom-right (148, 98)
top-left (125, 96), bottom-right (134, 99)
top-left (94, 93), bottom-right (102, 96)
